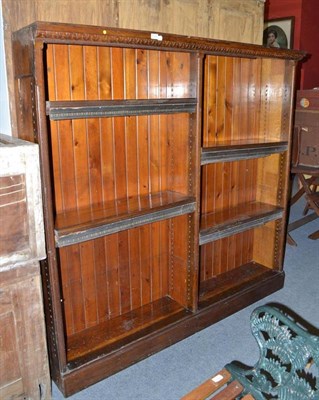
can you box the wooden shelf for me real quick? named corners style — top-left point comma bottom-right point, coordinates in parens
top-left (46, 98), bottom-right (197, 120)
top-left (199, 202), bottom-right (283, 245)
top-left (199, 262), bottom-right (279, 307)
top-left (55, 191), bottom-right (196, 247)
top-left (201, 140), bottom-right (288, 164)
top-left (66, 296), bottom-right (191, 366)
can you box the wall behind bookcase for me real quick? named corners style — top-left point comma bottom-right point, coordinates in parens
top-left (265, 0), bottom-right (319, 90)
top-left (0, 0), bottom-right (11, 135)
top-left (2, 0), bottom-right (265, 134)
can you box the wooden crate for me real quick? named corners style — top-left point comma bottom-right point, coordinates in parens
top-left (293, 90), bottom-right (319, 168)
top-left (0, 134), bottom-right (50, 399)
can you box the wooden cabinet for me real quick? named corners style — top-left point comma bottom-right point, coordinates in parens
top-left (12, 22), bottom-right (304, 396)
top-left (207, 0), bottom-right (265, 44)
top-left (0, 134), bottom-right (50, 399)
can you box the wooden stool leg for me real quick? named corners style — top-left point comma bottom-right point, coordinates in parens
top-left (309, 230), bottom-right (319, 240)
top-left (181, 369), bottom-right (232, 400)
top-left (287, 233), bottom-right (297, 246)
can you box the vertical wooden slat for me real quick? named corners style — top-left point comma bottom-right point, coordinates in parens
top-left (83, 45), bottom-right (103, 207)
top-left (149, 51), bottom-right (161, 193)
top-left (201, 56), bottom-right (215, 281)
top-left (79, 242), bottom-right (97, 328)
top-left (124, 49), bottom-right (139, 197)
top-left (151, 222), bottom-right (161, 301)
top-left (105, 234), bottom-right (120, 318)
top-left (59, 249), bottom-right (74, 335)
top-left (140, 225), bottom-right (152, 305)
top-left (216, 57), bottom-right (226, 141)
top-left (68, 45), bottom-right (86, 210)
top-left (134, 49), bottom-right (150, 308)
top-left (98, 47), bottom-right (115, 203)
top-left (110, 48), bottom-right (129, 316)
top-left (220, 58), bottom-right (230, 272)
top-left (83, 46), bottom-right (106, 326)
top-left (136, 50), bottom-right (149, 196)
top-left (111, 49), bottom-right (126, 200)
top-left (123, 48), bottom-right (139, 311)
top-left (129, 227), bottom-right (141, 310)
top-left (94, 238), bottom-right (109, 323)
top-left (118, 231), bottom-right (131, 314)
top-left (169, 215), bottom-right (189, 307)
top-left (46, 45), bottom-right (62, 213)
top-left (61, 245), bottom-right (85, 335)
top-left (52, 45), bottom-right (77, 213)
top-left (148, 52), bottom-right (162, 302)
top-left (68, 45), bottom-right (96, 331)
top-left (240, 59), bottom-right (250, 265)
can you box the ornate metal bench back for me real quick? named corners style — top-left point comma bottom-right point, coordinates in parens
top-left (226, 306), bottom-right (319, 400)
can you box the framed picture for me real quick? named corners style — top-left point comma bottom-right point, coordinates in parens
top-left (263, 17), bottom-right (295, 49)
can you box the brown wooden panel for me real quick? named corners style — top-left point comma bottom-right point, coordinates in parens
top-left (105, 232), bottom-right (121, 318)
top-left (0, 312), bottom-right (22, 387)
top-left (118, 0), bottom-right (210, 39)
top-left (202, 56), bottom-right (262, 147)
top-left (201, 159), bottom-right (258, 215)
top-left (253, 220), bottom-right (279, 269)
top-left (13, 76), bottom-right (36, 143)
top-left (255, 153), bottom-right (285, 206)
top-left (93, 238), bottom-right (109, 323)
top-left (34, 0), bottom-right (118, 26)
top-left (0, 266), bottom-right (50, 399)
top-left (259, 58), bottom-right (287, 141)
top-left (60, 216), bottom-right (191, 334)
top-left (168, 215), bottom-right (192, 307)
top-left (208, 0), bottom-right (264, 44)
top-left (200, 230), bottom-right (254, 281)
top-left (61, 244), bottom-right (86, 335)
top-left (0, 175), bottom-right (28, 257)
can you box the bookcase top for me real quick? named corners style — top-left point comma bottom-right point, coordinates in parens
top-left (13, 21), bottom-right (305, 61)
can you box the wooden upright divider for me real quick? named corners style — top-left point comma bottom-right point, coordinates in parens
top-left (12, 22), bottom-right (304, 396)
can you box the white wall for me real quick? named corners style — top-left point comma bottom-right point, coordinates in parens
top-left (0, 0), bottom-right (12, 135)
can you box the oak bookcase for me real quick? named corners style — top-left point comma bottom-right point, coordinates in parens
top-left (12, 22), bottom-right (304, 396)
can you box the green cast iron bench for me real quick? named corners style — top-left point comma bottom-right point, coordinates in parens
top-left (182, 305), bottom-right (319, 400)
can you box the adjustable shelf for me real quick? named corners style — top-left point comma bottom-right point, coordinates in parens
top-left (201, 140), bottom-right (288, 165)
top-left (199, 202), bottom-right (283, 245)
top-left (46, 98), bottom-right (197, 120)
top-left (55, 191), bottom-right (196, 247)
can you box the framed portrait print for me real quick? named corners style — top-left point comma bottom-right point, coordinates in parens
top-left (263, 17), bottom-right (295, 49)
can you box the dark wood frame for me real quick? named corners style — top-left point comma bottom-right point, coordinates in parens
top-left (12, 22), bottom-right (305, 396)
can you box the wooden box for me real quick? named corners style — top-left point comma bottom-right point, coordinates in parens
top-left (0, 134), bottom-right (46, 266)
top-left (11, 22), bottom-right (305, 396)
top-left (0, 134), bottom-right (50, 399)
top-left (293, 90), bottom-right (319, 168)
